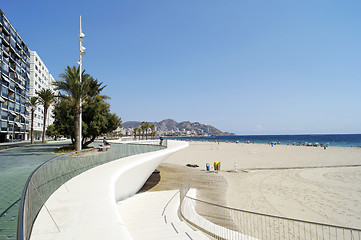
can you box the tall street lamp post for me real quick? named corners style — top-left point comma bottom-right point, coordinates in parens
top-left (78, 16), bottom-right (86, 151)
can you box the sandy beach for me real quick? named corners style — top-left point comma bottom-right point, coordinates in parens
top-left (140, 141), bottom-right (361, 229)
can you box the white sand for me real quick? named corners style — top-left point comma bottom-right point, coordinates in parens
top-left (163, 141), bottom-right (361, 228)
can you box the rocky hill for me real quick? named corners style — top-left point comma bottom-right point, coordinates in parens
top-left (122, 119), bottom-right (234, 136)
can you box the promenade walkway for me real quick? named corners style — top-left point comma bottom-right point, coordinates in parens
top-left (0, 140), bottom-right (70, 240)
top-left (118, 190), bottom-right (209, 240)
top-left (30, 141), bottom-right (208, 240)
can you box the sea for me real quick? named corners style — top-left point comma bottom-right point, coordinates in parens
top-left (166, 134), bottom-right (361, 148)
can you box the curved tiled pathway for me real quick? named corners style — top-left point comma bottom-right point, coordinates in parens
top-left (0, 141), bottom-right (69, 240)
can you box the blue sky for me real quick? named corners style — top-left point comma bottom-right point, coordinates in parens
top-left (2, 0), bottom-right (360, 134)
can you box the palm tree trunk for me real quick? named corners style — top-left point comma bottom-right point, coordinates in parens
top-left (74, 106), bottom-right (81, 151)
top-left (83, 136), bottom-right (96, 148)
top-left (42, 107), bottom-right (48, 143)
top-left (31, 110), bottom-right (34, 144)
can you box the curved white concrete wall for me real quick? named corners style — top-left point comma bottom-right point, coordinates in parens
top-left (113, 140), bottom-right (189, 201)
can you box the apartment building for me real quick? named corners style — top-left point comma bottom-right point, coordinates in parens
top-left (29, 51), bottom-right (57, 140)
top-left (0, 9), bottom-right (31, 142)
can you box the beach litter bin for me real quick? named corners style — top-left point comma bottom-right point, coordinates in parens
top-left (214, 162), bottom-right (221, 172)
top-left (206, 163), bottom-right (210, 171)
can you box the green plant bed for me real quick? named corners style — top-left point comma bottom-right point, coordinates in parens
top-left (54, 144), bottom-right (97, 154)
top-left (54, 144), bottom-right (76, 154)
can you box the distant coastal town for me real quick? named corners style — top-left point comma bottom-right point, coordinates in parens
top-left (118, 119), bottom-right (234, 137)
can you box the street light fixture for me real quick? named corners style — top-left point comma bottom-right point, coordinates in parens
top-left (77, 16), bottom-right (86, 151)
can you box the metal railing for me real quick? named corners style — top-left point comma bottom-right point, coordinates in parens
top-left (180, 181), bottom-right (361, 240)
top-left (116, 137), bottom-right (168, 148)
top-left (17, 142), bottom-right (165, 240)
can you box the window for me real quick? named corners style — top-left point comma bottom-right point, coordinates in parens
top-left (2, 79), bottom-right (9, 87)
top-left (1, 87), bottom-right (8, 98)
top-left (1, 63), bottom-right (9, 74)
top-left (10, 37), bottom-right (16, 49)
top-left (2, 100), bottom-right (8, 108)
top-left (9, 102), bottom-right (14, 111)
top-left (1, 111), bottom-right (8, 120)
top-left (1, 121), bottom-right (7, 130)
top-left (9, 81), bottom-right (15, 90)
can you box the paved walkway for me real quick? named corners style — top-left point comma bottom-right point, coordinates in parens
top-left (117, 190), bottom-right (209, 240)
top-left (0, 140), bottom-right (70, 240)
top-left (0, 140), bottom-right (43, 150)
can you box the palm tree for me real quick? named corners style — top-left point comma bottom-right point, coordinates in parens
top-left (87, 77), bottom-right (106, 100)
top-left (133, 128), bottom-right (138, 140)
top-left (140, 121), bottom-right (150, 140)
top-left (54, 66), bottom-right (91, 151)
top-left (36, 88), bottom-right (56, 143)
top-left (138, 128), bottom-right (142, 140)
top-left (149, 124), bottom-right (155, 139)
top-left (26, 97), bottom-right (38, 144)
top-left (140, 122), bottom-right (147, 140)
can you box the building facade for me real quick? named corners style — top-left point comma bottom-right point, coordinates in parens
top-left (0, 10), bottom-right (31, 142)
top-left (29, 51), bottom-right (57, 140)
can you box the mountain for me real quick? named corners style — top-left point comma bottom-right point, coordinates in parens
top-left (122, 119), bottom-right (234, 136)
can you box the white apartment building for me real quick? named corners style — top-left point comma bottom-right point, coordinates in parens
top-left (29, 51), bottom-right (57, 140)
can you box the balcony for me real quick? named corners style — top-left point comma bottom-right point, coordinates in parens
top-left (1, 68), bottom-right (8, 76)
top-left (3, 57), bottom-right (9, 65)
top-left (2, 33), bottom-right (10, 45)
top-left (16, 41), bottom-right (22, 50)
top-left (14, 48), bottom-right (21, 58)
top-left (9, 51), bottom-right (16, 60)
top-left (3, 27), bottom-right (10, 37)
top-left (8, 94), bottom-right (15, 102)
top-left (2, 45), bottom-right (9, 56)
top-left (9, 64), bottom-right (15, 71)
top-left (2, 23), bottom-right (10, 34)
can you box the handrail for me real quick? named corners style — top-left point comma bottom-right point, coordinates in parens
top-left (180, 181), bottom-right (361, 240)
top-left (17, 148), bottom-right (90, 240)
top-left (183, 195), bottom-right (361, 233)
top-left (17, 142), bottom-right (166, 240)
